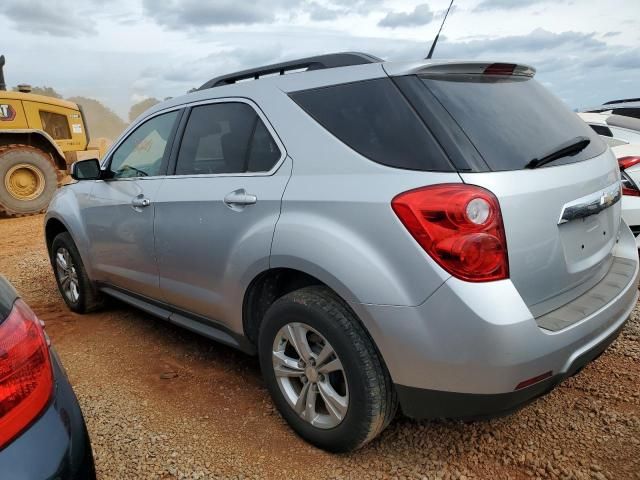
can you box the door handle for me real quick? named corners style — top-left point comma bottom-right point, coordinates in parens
top-left (131, 196), bottom-right (151, 208)
top-left (224, 189), bottom-right (257, 209)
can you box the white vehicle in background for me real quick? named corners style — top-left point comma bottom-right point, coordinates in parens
top-left (578, 98), bottom-right (640, 147)
top-left (577, 112), bottom-right (640, 146)
top-left (612, 143), bottom-right (640, 247)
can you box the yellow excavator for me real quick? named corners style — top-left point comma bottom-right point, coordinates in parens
top-left (0, 55), bottom-right (109, 217)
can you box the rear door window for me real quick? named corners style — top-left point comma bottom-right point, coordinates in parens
top-left (416, 76), bottom-right (605, 171)
top-left (290, 78), bottom-right (453, 172)
top-left (175, 103), bottom-right (281, 175)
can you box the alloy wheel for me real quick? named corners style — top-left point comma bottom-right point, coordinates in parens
top-left (272, 322), bottom-right (349, 429)
top-left (55, 247), bottom-right (80, 303)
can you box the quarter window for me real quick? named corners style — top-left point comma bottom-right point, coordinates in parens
top-left (109, 110), bottom-right (179, 179)
top-left (39, 111), bottom-right (71, 140)
top-left (175, 103), bottom-right (281, 175)
top-left (290, 78), bottom-right (452, 171)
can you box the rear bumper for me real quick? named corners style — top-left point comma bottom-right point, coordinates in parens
top-left (0, 349), bottom-right (95, 479)
top-left (353, 222), bottom-right (639, 419)
top-left (395, 316), bottom-right (626, 419)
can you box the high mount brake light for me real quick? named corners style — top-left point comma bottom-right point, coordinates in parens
top-left (0, 299), bottom-right (53, 449)
top-left (618, 156), bottom-right (640, 197)
top-left (392, 184), bottom-right (509, 282)
top-left (483, 63), bottom-right (516, 76)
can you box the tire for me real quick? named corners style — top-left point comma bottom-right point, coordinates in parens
top-left (0, 144), bottom-right (59, 217)
top-left (258, 286), bottom-right (397, 452)
top-left (50, 232), bottom-right (104, 313)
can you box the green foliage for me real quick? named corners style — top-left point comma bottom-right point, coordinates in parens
top-left (67, 96), bottom-right (127, 141)
top-left (129, 97), bottom-right (161, 123)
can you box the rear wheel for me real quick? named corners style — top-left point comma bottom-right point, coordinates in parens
top-left (0, 144), bottom-right (59, 217)
top-left (258, 286), bottom-right (397, 452)
top-left (51, 232), bottom-right (104, 313)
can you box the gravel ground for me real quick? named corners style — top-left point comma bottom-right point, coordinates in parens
top-left (0, 214), bottom-right (639, 479)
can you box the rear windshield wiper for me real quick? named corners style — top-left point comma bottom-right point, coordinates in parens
top-left (525, 136), bottom-right (591, 169)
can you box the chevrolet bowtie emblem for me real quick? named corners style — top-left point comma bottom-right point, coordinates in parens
top-left (600, 191), bottom-right (615, 207)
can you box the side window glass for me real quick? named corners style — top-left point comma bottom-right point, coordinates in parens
top-left (110, 110), bottom-right (179, 179)
top-left (39, 111), bottom-right (71, 140)
top-left (176, 103), bottom-right (257, 175)
top-left (247, 119), bottom-right (281, 172)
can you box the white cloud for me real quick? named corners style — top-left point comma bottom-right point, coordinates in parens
top-left (1, 0), bottom-right (638, 118)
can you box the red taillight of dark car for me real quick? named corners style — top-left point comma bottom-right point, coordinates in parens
top-left (618, 156), bottom-right (640, 197)
top-left (0, 299), bottom-right (53, 449)
top-left (392, 184), bottom-right (509, 282)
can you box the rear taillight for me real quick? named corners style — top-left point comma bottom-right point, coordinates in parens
top-left (0, 299), bottom-right (53, 450)
top-left (392, 184), bottom-right (509, 282)
top-left (618, 156), bottom-right (640, 197)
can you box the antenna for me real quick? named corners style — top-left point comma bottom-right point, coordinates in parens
top-left (426, 0), bottom-right (455, 60)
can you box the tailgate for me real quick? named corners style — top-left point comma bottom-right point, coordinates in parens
top-left (461, 150), bottom-right (622, 316)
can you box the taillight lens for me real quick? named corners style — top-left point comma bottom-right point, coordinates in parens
top-left (0, 299), bottom-right (53, 450)
top-left (392, 184), bottom-right (509, 282)
top-left (618, 156), bottom-right (640, 197)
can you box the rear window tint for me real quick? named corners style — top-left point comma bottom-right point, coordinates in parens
top-left (290, 78), bottom-right (453, 171)
top-left (420, 76), bottom-right (605, 171)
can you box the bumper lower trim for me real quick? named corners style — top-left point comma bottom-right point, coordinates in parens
top-left (396, 316), bottom-right (627, 420)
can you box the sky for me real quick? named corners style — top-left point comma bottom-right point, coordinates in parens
top-left (1, 0), bottom-right (639, 119)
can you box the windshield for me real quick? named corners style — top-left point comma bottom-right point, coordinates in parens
top-left (420, 75), bottom-right (606, 171)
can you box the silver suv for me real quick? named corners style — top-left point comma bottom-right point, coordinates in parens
top-left (45, 53), bottom-right (639, 452)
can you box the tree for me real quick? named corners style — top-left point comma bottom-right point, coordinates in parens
top-left (128, 97), bottom-right (160, 123)
top-left (67, 96), bottom-right (127, 141)
top-left (11, 85), bottom-right (62, 98)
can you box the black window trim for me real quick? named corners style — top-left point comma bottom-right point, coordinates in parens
top-left (100, 106), bottom-right (184, 181)
top-left (167, 97), bottom-right (286, 178)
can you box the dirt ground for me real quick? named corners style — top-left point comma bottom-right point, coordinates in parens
top-left (0, 214), bottom-right (638, 479)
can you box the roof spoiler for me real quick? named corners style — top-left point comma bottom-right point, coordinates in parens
top-left (603, 98), bottom-right (640, 106)
top-left (198, 52), bottom-right (382, 90)
top-left (384, 61), bottom-right (536, 78)
top-left (606, 114), bottom-right (640, 131)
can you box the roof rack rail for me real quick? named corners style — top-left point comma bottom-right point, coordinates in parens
top-left (198, 52), bottom-right (382, 90)
top-left (603, 98), bottom-right (640, 105)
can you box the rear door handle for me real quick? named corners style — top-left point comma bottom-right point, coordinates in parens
top-left (131, 196), bottom-right (151, 208)
top-left (224, 189), bottom-right (257, 209)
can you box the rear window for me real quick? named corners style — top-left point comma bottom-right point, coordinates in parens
top-left (419, 76), bottom-right (605, 171)
top-left (290, 78), bottom-right (453, 171)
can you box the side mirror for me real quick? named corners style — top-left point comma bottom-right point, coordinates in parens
top-left (71, 158), bottom-right (101, 181)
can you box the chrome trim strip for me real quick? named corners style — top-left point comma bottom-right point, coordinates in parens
top-left (558, 181), bottom-right (621, 225)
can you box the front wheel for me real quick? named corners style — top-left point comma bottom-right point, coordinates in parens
top-left (50, 232), bottom-right (104, 313)
top-left (258, 286), bottom-right (397, 452)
